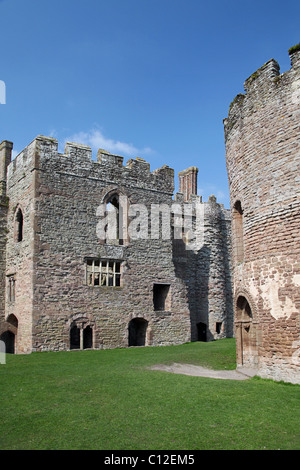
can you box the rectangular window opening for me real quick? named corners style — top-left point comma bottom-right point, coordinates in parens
top-left (86, 259), bottom-right (122, 288)
top-left (7, 275), bottom-right (16, 302)
top-left (153, 283), bottom-right (171, 311)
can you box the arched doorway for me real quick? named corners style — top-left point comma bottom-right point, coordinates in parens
top-left (236, 296), bottom-right (258, 367)
top-left (128, 318), bottom-right (148, 346)
top-left (0, 331), bottom-right (15, 354)
top-left (0, 314), bottom-right (18, 354)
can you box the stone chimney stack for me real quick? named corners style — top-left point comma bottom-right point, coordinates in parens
top-left (178, 166), bottom-right (198, 202)
top-left (0, 140), bottom-right (13, 197)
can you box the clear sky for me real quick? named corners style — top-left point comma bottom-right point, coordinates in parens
top-left (0, 0), bottom-right (299, 208)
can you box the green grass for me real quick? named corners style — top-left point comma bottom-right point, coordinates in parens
top-left (0, 339), bottom-right (299, 450)
top-left (289, 43), bottom-right (300, 55)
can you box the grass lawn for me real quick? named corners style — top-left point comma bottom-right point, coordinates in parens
top-left (0, 338), bottom-right (299, 450)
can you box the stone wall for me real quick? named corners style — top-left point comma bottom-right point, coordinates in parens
top-left (224, 47), bottom-right (300, 384)
top-left (31, 137), bottom-right (191, 350)
top-left (0, 141), bottom-right (13, 338)
top-left (173, 194), bottom-right (233, 342)
top-left (3, 137), bottom-right (38, 353)
top-left (1, 133), bottom-right (233, 353)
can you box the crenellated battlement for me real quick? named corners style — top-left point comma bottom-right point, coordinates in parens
top-left (224, 46), bottom-right (300, 141)
top-left (7, 134), bottom-right (230, 207)
top-left (65, 141), bottom-right (92, 161)
top-left (6, 135), bottom-right (176, 194)
top-left (243, 58), bottom-right (280, 93)
top-left (97, 148), bottom-right (124, 167)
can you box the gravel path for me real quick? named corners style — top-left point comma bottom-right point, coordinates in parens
top-left (149, 363), bottom-right (257, 380)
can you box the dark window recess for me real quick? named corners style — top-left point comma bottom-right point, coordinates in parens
top-left (83, 326), bottom-right (93, 349)
top-left (70, 324), bottom-right (93, 350)
top-left (128, 318), bottom-right (148, 346)
top-left (16, 209), bottom-right (23, 242)
top-left (233, 200), bottom-right (244, 263)
top-left (216, 322), bottom-right (222, 334)
top-left (0, 331), bottom-right (15, 354)
top-left (153, 284), bottom-right (170, 311)
top-left (70, 325), bottom-right (80, 350)
top-left (197, 322), bottom-right (207, 342)
top-left (106, 194), bottom-right (124, 245)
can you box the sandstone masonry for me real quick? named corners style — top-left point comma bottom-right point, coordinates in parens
top-left (224, 47), bottom-right (300, 384)
top-left (0, 137), bottom-right (233, 354)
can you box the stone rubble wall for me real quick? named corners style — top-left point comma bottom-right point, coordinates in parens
top-left (2, 133), bottom-right (233, 353)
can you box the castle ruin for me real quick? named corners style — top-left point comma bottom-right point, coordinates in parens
top-left (224, 46), bottom-right (300, 384)
top-left (1, 45), bottom-right (299, 385)
top-left (0, 137), bottom-right (233, 354)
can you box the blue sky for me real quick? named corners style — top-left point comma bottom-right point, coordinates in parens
top-left (0, 0), bottom-right (299, 208)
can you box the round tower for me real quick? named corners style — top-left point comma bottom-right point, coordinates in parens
top-left (224, 46), bottom-right (300, 383)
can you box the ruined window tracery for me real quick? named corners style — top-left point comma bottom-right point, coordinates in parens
top-left (70, 323), bottom-right (93, 350)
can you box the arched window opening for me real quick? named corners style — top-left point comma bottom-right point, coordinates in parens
top-left (233, 200), bottom-right (244, 264)
top-left (83, 326), bottom-right (93, 349)
top-left (236, 296), bottom-right (252, 321)
top-left (15, 208), bottom-right (23, 242)
top-left (70, 324), bottom-right (80, 350)
top-left (105, 194), bottom-right (124, 245)
top-left (70, 323), bottom-right (93, 350)
top-left (216, 321), bottom-right (222, 334)
top-left (128, 318), bottom-right (148, 347)
top-left (7, 314), bottom-right (18, 329)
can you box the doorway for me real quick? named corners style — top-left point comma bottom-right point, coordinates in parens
top-left (128, 318), bottom-right (148, 346)
top-left (0, 331), bottom-right (15, 354)
top-left (236, 296), bottom-right (258, 366)
top-left (197, 322), bottom-right (207, 342)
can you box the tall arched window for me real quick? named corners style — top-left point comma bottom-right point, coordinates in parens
top-left (105, 193), bottom-right (123, 245)
top-left (15, 208), bottom-right (23, 242)
top-left (233, 200), bottom-right (244, 263)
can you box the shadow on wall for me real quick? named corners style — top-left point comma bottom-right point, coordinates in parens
top-left (172, 205), bottom-right (233, 342)
top-left (172, 240), bottom-right (211, 342)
